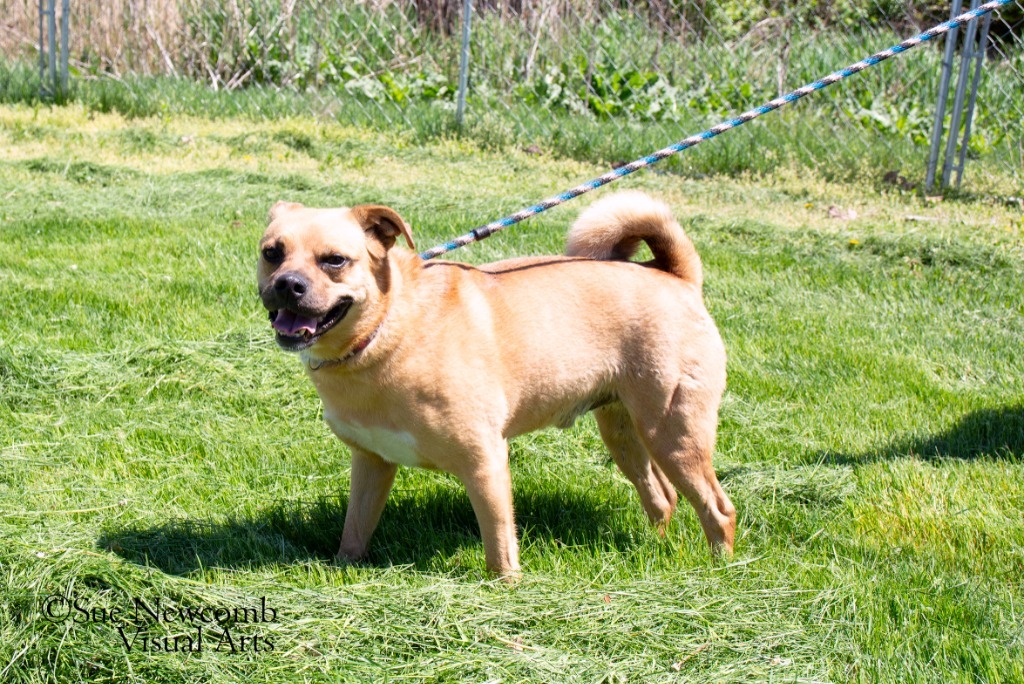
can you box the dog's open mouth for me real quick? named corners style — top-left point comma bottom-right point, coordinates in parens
top-left (268, 298), bottom-right (353, 351)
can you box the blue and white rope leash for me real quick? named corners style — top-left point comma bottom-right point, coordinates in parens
top-left (419, 0), bottom-right (1012, 260)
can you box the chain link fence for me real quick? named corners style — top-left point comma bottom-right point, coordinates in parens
top-left (1, 1), bottom-right (1021, 192)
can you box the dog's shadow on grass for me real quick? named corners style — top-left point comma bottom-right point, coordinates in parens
top-left (99, 484), bottom-right (635, 576)
top-left (819, 404), bottom-right (1024, 465)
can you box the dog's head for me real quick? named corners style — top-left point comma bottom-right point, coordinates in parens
top-left (257, 201), bottom-right (415, 353)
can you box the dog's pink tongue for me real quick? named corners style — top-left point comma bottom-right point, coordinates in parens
top-left (272, 310), bottom-right (318, 335)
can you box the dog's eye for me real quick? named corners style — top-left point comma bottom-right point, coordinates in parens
top-left (262, 246), bottom-right (284, 264)
top-left (322, 254), bottom-right (349, 269)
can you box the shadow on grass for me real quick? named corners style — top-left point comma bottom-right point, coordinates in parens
top-left (99, 484), bottom-right (634, 576)
top-left (821, 404), bottom-right (1024, 466)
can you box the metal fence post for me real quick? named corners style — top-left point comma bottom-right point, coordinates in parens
top-left (941, 0), bottom-right (982, 189)
top-left (455, 0), bottom-right (473, 128)
top-left (46, 0), bottom-right (57, 92)
top-left (60, 0), bottom-right (70, 96)
top-left (37, 0), bottom-right (69, 99)
top-left (928, 0), bottom-right (993, 192)
top-left (37, 0), bottom-right (46, 97)
top-left (945, 0), bottom-right (991, 188)
top-left (925, 0), bottom-right (962, 192)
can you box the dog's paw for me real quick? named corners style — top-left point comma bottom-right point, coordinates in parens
top-left (709, 540), bottom-right (735, 562)
top-left (334, 545), bottom-right (368, 566)
top-left (490, 570), bottom-right (522, 586)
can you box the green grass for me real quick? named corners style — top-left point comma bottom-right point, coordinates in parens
top-left (1, 104), bottom-right (1023, 682)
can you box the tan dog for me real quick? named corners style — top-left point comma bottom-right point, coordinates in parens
top-left (257, 191), bottom-right (735, 576)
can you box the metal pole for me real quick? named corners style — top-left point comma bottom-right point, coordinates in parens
top-left (455, 0), bottom-right (472, 128)
top-left (47, 0), bottom-right (57, 93)
top-left (925, 0), bottom-right (962, 192)
top-left (60, 0), bottom-right (69, 97)
top-left (941, 0), bottom-right (981, 188)
top-left (954, 11), bottom-right (991, 187)
top-left (38, 0), bottom-right (46, 97)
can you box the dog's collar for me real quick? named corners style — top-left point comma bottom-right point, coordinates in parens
top-left (303, 323), bottom-right (383, 372)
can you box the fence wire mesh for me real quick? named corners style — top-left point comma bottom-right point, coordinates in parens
top-left (1, 1), bottom-right (1021, 192)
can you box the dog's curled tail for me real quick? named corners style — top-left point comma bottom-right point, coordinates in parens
top-left (566, 191), bottom-right (702, 287)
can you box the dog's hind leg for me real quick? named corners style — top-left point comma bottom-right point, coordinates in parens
top-left (625, 384), bottom-right (736, 555)
top-left (594, 403), bottom-right (678, 531)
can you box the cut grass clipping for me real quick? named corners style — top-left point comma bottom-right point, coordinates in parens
top-left (1, 105), bottom-right (1023, 682)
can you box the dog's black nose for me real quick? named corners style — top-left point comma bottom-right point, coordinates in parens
top-left (273, 272), bottom-right (309, 300)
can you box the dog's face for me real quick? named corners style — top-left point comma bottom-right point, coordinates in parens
top-left (257, 202), bottom-right (414, 353)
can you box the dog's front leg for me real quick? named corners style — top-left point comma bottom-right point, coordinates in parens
top-left (456, 444), bottom-right (520, 578)
top-left (337, 447), bottom-right (398, 563)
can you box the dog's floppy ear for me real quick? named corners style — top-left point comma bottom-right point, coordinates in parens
top-left (269, 201), bottom-right (302, 221)
top-left (351, 204), bottom-right (415, 251)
